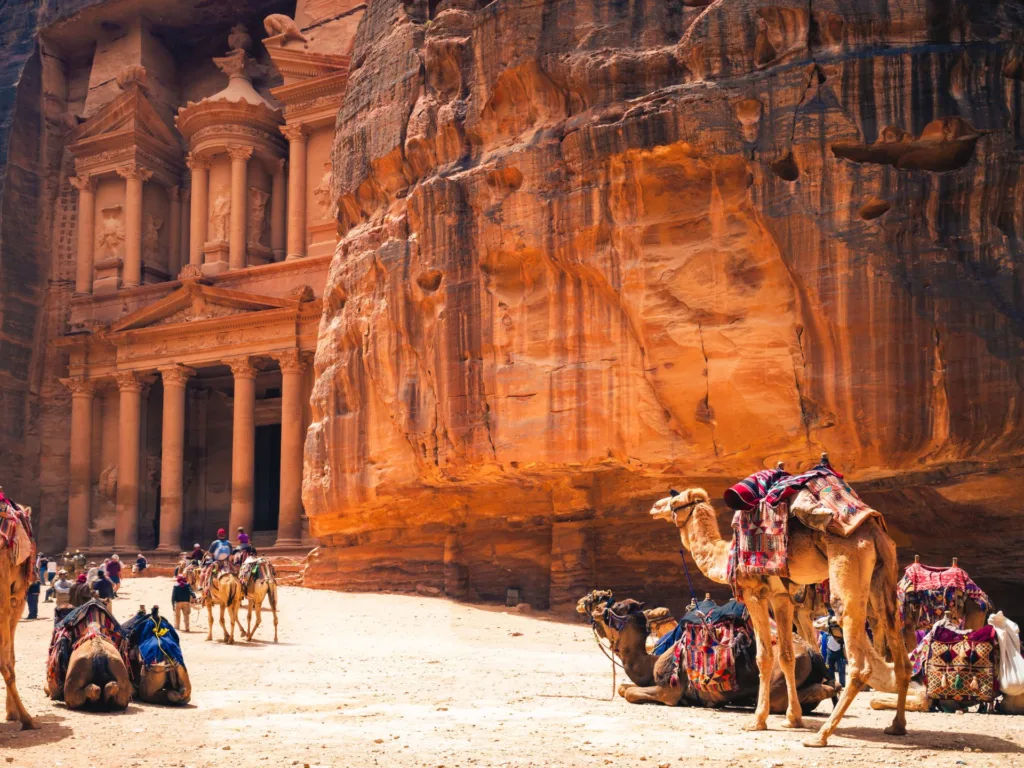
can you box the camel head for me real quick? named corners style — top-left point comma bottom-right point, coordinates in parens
top-left (649, 488), bottom-right (711, 527)
top-left (599, 599), bottom-right (649, 643)
top-left (576, 589), bottom-right (613, 621)
top-left (642, 606), bottom-right (677, 639)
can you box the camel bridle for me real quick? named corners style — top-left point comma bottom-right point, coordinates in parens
top-left (670, 498), bottom-right (702, 528)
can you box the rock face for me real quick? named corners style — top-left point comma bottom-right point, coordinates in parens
top-left (305, 0), bottom-right (1024, 614)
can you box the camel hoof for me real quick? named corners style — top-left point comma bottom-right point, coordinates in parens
top-left (6, 711), bottom-right (18, 722)
top-left (782, 717), bottom-right (805, 729)
top-left (83, 684), bottom-right (102, 702)
top-left (743, 719), bottom-right (768, 732)
top-left (884, 723), bottom-right (907, 737)
top-left (20, 717), bottom-right (37, 731)
top-left (802, 735), bottom-right (829, 748)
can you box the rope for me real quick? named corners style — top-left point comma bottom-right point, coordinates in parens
top-left (591, 626), bottom-right (624, 700)
top-left (679, 548), bottom-right (697, 605)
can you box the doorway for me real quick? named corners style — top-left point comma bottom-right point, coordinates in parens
top-left (254, 423), bottom-right (281, 532)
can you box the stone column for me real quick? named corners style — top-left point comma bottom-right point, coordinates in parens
top-left (61, 376), bottom-right (95, 549)
top-left (227, 356), bottom-right (257, 534)
top-left (114, 371), bottom-right (144, 550)
top-left (181, 187), bottom-right (191, 271)
top-left (270, 158), bottom-right (286, 261)
top-left (157, 364), bottom-right (194, 552)
top-left (282, 124), bottom-right (309, 260)
top-left (227, 145), bottom-right (253, 270)
top-left (118, 164), bottom-right (152, 288)
top-left (274, 351), bottom-right (307, 546)
top-left (187, 153), bottom-right (210, 267)
top-left (70, 175), bottom-right (97, 295)
top-left (168, 185), bottom-right (182, 277)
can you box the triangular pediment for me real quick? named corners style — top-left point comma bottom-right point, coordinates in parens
top-left (108, 282), bottom-right (297, 333)
top-left (69, 85), bottom-right (180, 156)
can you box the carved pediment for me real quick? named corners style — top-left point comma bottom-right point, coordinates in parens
top-left (108, 281), bottom-right (298, 333)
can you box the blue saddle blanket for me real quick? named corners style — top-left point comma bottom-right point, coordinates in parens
top-left (123, 614), bottom-right (185, 668)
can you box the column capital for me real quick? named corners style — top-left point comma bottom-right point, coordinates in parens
top-left (226, 356), bottom-right (258, 380)
top-left (114, 370), bottom-right (145, 393)
top-left (60, 375), bottom-right (96, 397)
top-left (227, 145), bottom-right (254, 162)
top-left (168, 184), bottom-right (181, 202)
top-left (117, 163), bottom-right (154, 182)
top-left (69, 175), bottom-right (97, 193)
top-left (159, 364), bottom-right (196, 388)
top-left (186, 152), bottom-right (212, 171)
top-left (275, 349), bottom-right (310, 374)
top-left (281, 123), bottom-right (310, 143)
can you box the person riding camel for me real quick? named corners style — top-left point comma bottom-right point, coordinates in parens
top-left (236, 526), bottom-right (252, 555)
top-left (189, 543), bottom-right (204, 564)
top-left (209, 529), bottom-right (232, 564)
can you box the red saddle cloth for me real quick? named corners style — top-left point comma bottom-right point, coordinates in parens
top-left (925, 624), bottom-right (999, 703)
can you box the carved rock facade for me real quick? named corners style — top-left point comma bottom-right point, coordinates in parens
top-left (305, 0), bottom-right (1024, 612)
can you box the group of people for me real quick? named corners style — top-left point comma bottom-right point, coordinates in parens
top-left (169, 527), bottom-right (253, 632)
top-left (25, 551), bottom-right (140, 620)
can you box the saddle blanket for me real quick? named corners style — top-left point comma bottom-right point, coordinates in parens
top-left (122, 611), bottom-right (186, 668)
top-left (46, 600), bottom-right (129, 697)
top-left (897, 563), bottom-right (991, 631)
top-left (672, 599), bottom-right (752, 693)
top-left (925, 624), bottom-right (999, 703)
top-left (0, 494), bottom-right (33, 565)
top-left (728, 500), bottom-right (789, 581)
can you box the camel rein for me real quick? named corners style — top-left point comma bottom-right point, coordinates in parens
top-left (671, 500), bottom-right (700, 605)
top-left (591, 626), bottom-right (624, 700)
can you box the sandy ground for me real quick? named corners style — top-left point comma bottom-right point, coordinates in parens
top-left (2, 577), bottom-right (1021, 767)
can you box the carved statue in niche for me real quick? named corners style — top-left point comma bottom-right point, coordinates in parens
top-left (210, 193), bottom-right (231, 242)
top-left (313, 162), bottom-right (333, 220)
top-left (228, 24), bottom-right (253, 52)
top-left (263, 14), bottom-right (309, 44)
top-left (98, 465), bottom-right (117, 503)
top-left (97, 206), bottom-right (125, 258)
top-left (143, 214), bottom-right (162, 255)
top-left (247, 187), bottom-right (270, 245)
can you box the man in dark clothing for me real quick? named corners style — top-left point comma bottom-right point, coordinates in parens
top-left (189, 543), bottom-right (204, 564)
top-left (93, 570), bottom-right (115, 602)
top-left (25, 579), bottom-right (40, 620)
top-left (171, 575), bottom-right (196, 631)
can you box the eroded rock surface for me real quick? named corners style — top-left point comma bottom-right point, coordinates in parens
top-left (304, 0), bottom-right (1024, 611)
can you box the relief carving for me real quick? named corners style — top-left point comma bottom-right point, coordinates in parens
top-left (248, 186), bottom-right (271, 245)
top-left (98, 465), bottom-right (118, 503)
top-left (313, 162), bottom-right (333, 220)
top-left (210, 193), bottom-right (231, 242)
top-left (97, 206), bottom-right (125, 259)
top-left (143, 215), bottom-right (162, 255)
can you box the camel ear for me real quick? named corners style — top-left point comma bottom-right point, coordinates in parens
top-left (669, 489), bottom-right (680, 497)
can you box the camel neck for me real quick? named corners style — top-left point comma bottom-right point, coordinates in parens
top-left (613, 622), bottom-right (657, 686)
top-left (681, 502), bottom-right (731, 584)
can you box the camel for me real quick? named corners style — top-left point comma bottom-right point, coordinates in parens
top-left (650, 486), bottom-right (910, 747)
top-left (44, 600), bottom-right (131, 711)
top-left (238, 557), bottom-right (279, 643)
top-left (577, 591), bottom-right (835, 712)
top-left (1, 495), bottom-right (36, 730)
top-left (202, 568), bottom-right (243, 644)
top-left (123, 607), bottom-right (191, 705)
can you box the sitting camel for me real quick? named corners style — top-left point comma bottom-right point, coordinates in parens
top-left (650, 486), bottom-right (910, 747)
top-left (202, 567), bottom-right (243, 644)
top-left (577, 591), bottom-right (835, 712)
top-left (123, 606), bottom-right (191, 705)
top-left (45, 599), bottom-right (131, 710)
top-left (1, 493), bottom-right (36, 729)
top-left (238, 557), bottom-right (279, 643)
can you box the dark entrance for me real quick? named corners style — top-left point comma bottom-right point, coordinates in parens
top-left (254, 423), bottom-right (281, 532)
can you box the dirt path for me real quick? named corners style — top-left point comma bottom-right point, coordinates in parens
top-left (3, 577), bottom-right (1021, 767)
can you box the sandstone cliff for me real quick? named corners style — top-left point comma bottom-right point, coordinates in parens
top-left (305, 0), bottom-right (1024, 613)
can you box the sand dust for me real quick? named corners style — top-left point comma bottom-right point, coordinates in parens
top-left (2, 577), bottom-right (1021, 767)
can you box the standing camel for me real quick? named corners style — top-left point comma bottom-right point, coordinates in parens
top-left (203, 570), bottom-right (243, 644)
top-left (650, 487), bottom-right (910, 748)
top-left (238, 557), bottom-right (279, 643)
top-left (1, 495), bottom-right (36, 730)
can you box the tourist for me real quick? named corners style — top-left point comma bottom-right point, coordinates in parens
top-left (189, 543), bottom-right (204, 563)
top-left (86, 561), bottom-right (101, 585)
top-left (825, 619), bottom-right (847, 688)
top-left (106, 554), bottom-right (122, 594)
top-left (36, 553), bottom-right (47, 585)
top-left (209, 529), bottom-right (232, 563)
top-left (25, 578), bottom-right (40, 620)
top-left (93, 569), bottom-right (115, 604)
top-left (236, 526), bottom-right (251, 553)
top-left (135, 553), bottom-right (148, 574)
top-left (52, 570), bottom-right (73, 613)
top-left (46, 556), bottom-right (57, 584)
top-left (171, 575), bottom-right (195, 632)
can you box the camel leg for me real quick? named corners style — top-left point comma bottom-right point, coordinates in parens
top-left (0, 608), bottom-right (34, 729)
top-left (876, 574), bottom-right (911, 737)
top-left (248, 600), bottom-right (262, 642)
top-left (743, 591), bottom-right (774, 732)
top-left (206, 601), bottom-right (214, 642)
top-left (770, 596), bottom-right (804, 729)
top-left (804, 546), bottom-right (873, 748)
top-left (618, 682), bottom-right (684, 706)
top-left (219, 603), bottom-right (231, 644)
top-left (271, 600), bottom-right (278, 644)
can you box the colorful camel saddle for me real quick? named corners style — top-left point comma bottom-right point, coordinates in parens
top-left (46, 599), bottom-right (130, 699)
top-left (897, 562), bottom-right (991, 631)
top-left (198, 559), bottom-right (234, 596)
top-left (924, 624), bottom-right (999, 703)
top-left (725, 463), bottom-right (883, 583)
top-left (122, 611), bottom-right (186, 669)
top-left (0, 490), bottom-right (33, 565)
top-left (671, 599), bottom-right (753, 694)
top-left (237, 556), bottom-right (275, 591)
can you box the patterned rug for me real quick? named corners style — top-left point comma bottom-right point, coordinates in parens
top-left (728, 500), bottom-right (789, 581)
top-left (925, 624), bottom-right (998, 703)
top-left (897, 563), bottom-right (991, 631)
top-left (0, 493), bottom-right (33, 564)
top-left (672, 599), bottom-right (753, 693)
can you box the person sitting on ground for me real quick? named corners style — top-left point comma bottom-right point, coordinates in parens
top-left (189, 543), bottom-right (204, 564)
top-left (135, 553), bottom-right (148, 574)
top-left (25, 577), bottom-right (40, 620)
top-left (106, 554), bottom-right (123, 594)
top-left (209, 529), bottom-right (232, 564)
top-left (171, 575), bottom-right (196, 632)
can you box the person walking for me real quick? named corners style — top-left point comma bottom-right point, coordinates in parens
top-left (106, 554), bottom-right (123, 595)
top-left (825, 619), bottom-right (847, 688)
top-left (171, 575), bottom-right (196, 632)
top-left (25, 578), bottom-right (40, 620)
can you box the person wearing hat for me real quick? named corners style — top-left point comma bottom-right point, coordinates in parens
top-left (134, 553), bottom-right (148, 574)
top-left (209, 528), bottom-right (232, 563)
top-left (171, 575), bottom-right (196, 631)
top-left (52, 569), bottom-right (73, 615)
top-left (189, 543), bottom-right (204, 564)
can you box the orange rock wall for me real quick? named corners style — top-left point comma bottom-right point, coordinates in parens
top-left (305, 0), bottom-right (1024, 613)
